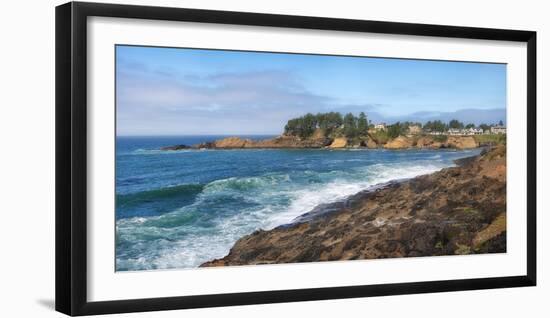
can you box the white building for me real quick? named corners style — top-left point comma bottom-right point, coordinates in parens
top-left (490, 125), bottom-right (507, 134)
top-left (374, 123), bottom-right (386, 131)
top-left (447, 127), bottom-right (483, 136)
top-left (448, 128), bottom-right (462, 135)
top-left (463, 127), bottom-right (484, 135)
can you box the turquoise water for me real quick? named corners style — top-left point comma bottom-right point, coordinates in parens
top-left (115, 136), bottom-right (481, 271)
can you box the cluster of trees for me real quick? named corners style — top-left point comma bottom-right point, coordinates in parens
top-left (422, 119), bottom-right (504, 132)
top-left (284, 113), bottom-right (320, 138)
top-left (284, 112), bottom-right (505, 139)
top-left (422, 120), bottom-right (448, 132)
top-left (284, 112), bottom-right (343, 138)
top-left (385, 121), bottom-right (421, 138)
top-left (342, 112), bottom-right (369, 138)
top-left (284, 112), bottom-right (369, 138)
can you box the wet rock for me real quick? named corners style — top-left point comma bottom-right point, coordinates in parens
top-left (201, 145), bottom-right (507, 267)
top-left (160, 144), bottom-right (191, 151)
top-left (446, 136), bottom-right (479, 149)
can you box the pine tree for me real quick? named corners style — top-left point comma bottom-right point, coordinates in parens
top-left (357, 112), bottom-right (368, 136)
top-left (343, 113), bottom-right (358, 138)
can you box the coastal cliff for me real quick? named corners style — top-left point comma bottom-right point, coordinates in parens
top-left (209, 134), bottom-right (481, 149)
top-left (201, 145), bottom-right (506, 267)
top-left (162, 133), bottom-right (483, 151)
top-left (160, 112), bottom-right (505, 151)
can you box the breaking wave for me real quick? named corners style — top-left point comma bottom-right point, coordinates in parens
top-left (115, 150), bottom-right (471, 271)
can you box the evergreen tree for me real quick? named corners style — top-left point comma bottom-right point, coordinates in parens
top-left (301, 113), bottom-right (317, 138)
top-left (343, 113), bottom-right (358, 138)
top-left (325, 112), bottom-right (343, 132)
top-left (448, 119), bottom-right (464, 129)
top-left (423, 120), bottom-right (446, 132)
top-left (357, 112), bottom-right (368, 136)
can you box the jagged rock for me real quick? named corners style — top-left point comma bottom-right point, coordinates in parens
top-left (383, 136), bottom-right (414, 149)
top-left (201, 145), bottom-right (506, 267)
top-left (311, 128), bottom-right (326, 139)
top-left (159, 144), bottom-right (191, 150)
top-left (446, 136), bottom-right (478, 149)
top-left (251, 135), bottom-right (331, 148)
top-left (194, 141), bottom-right (215, 149)
top-left (416, 136), bottom-right (435, 148)
top-left (366, 138), bottom-right (378, 149)
top-left (213, 137), bottom-right (253, 148)
top-left (328, 137), bottom-right (348, 148)
top-left (161, 135), bottom-right (481, 151)
top-left (187, 135), bottom-right (332, 149)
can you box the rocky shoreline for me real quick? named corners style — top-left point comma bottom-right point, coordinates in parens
top-left (201, 145), bottom-right (506, 267)
top-left (161, 132), bottom-right (483, 151)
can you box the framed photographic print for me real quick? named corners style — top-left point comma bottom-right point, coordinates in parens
top-left (55, 1), bottom-right (536, 316)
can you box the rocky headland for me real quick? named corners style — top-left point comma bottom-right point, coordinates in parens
top-left (201, 145), bottom-right (506, 267)
top-left (160, 130), bottom-right (485, 151)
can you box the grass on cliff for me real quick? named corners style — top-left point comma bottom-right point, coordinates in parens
top-left (431, 135), bottom-right (448, 142)
top-left (474, 134), bottom-right (506, 145)
top-left (369, 130), bottom-right (390, 144)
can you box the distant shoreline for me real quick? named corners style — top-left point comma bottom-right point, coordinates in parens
top-left (158, 133), bottom-right (495, 151)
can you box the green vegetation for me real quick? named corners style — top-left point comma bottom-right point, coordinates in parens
top-left (385, 122), bottom-right (405, 138)
top-left (284, 112), bottom-right (343, 138)
top-left (422, 120), bottom-right (447, 132)
top-left (357, 112), bottom-right (368, 136)
top-left (283, 112), bottom-right (504, 141)
top-left (343, 113), bottom-right (358, 138)
top-left (432, 135), bottom-right (448, 142)
top-left (454, 243), bottom-right (472, 255)
top-left (448, 119), bottom-right (464, 129)
top-left (474, 134), bottom-right (506, 145)
top-left (316, 112), bottom-right (344, 133)
top-left (479, 123), bottom-right (490, 132)
top-left (423, 119), bottom-right (478, 132)
top-left (369, 130), bottom-right (390, 144)
top-left (284, 112), bottom-right (367, 138)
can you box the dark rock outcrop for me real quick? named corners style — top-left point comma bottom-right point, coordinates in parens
top-left (201, 145), bottom-right (506, 267)
top-left (192, 135), bottom-right (333, 149)
top-left (159, 144), bottom-right (191, 151)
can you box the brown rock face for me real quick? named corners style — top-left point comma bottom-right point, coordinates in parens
top-left (311, 128), bottom-right (326, 139)
top-left (366, 138), bottom-right (378, 149)
top-left (213, 137), bottom-right (253, 148)
top-left (447, 136), bottom-right (479, 149)
top-left (161, 134), bottom-right (482, 151)
top-left (207, 136), bottom-right (332, 149)
top-left (415, 136), bottom-right (442, 149)
top-left (201, 145), bottom-right (506, 267)
top-left (383, 136), bottom-right (414, 149)
top-left (328, 137), bottom-right (348, 148)
top-left (251, 135), bottom-right (331, 148)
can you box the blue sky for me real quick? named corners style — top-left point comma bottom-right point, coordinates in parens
top-left (116, 45), bottom-right (507, 136)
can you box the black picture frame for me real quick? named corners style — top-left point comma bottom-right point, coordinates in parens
top-left (55, 1), bottom-right (537, 316)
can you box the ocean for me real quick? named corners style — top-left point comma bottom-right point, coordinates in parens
top-left (115, 135), bottom-right (481, 271)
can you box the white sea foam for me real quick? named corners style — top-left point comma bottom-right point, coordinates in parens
top-left (116, 150), bottom-right (477, 271)
top-left (264, 162), bottom-right (445, 228)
